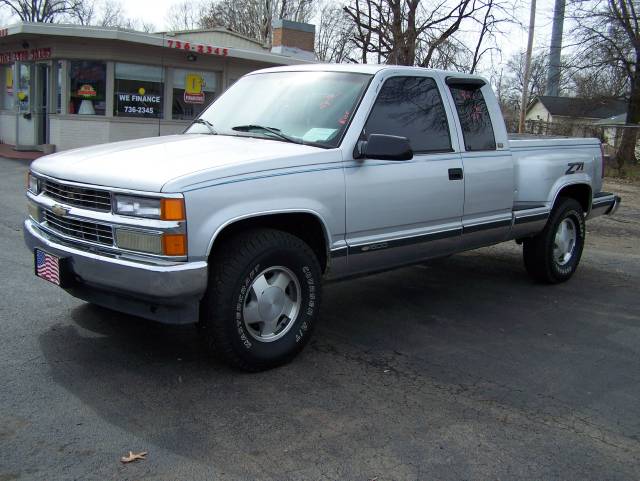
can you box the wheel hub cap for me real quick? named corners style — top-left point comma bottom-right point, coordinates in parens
top-left (242, 266), bottom-right (301, 342)
top-left (258, 287), bottom-right (286, 321)
top-left (553, 218), bottom-right (577, 266)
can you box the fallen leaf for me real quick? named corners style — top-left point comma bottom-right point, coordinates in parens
top-left (120, 451), bottom-right (148, 463)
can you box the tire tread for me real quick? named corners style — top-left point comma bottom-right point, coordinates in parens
top-left (523, 197), bottom-right (585, 284)
top-left (201, 228), bottom-right (320, 371)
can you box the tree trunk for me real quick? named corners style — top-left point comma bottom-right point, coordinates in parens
top-left (615, 64), bottom-right (640, 171)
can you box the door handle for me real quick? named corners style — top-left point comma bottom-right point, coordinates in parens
top-left (448, 168), bottom-right (463, 180)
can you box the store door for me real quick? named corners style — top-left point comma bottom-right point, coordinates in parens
top-left (34, 63), bottom-right (50, 145)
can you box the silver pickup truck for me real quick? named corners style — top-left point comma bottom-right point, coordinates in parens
top-left (25, 64), bottom-right (620, 370)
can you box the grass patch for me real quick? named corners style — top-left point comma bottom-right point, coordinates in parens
top-left (605, 162), bottom-right (640, 182)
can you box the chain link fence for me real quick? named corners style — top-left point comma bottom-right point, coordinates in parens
top-left (504, 119), bottom-right (607, 141)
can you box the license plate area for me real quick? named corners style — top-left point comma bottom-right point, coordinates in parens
top-left (34, 249), bottom-right (67, 287)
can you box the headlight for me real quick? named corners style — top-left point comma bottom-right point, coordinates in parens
top-left (114, 195), bottom-right (161, 218)
top-left (27, 173), bottom-right (40, 194)
top-left (114, 195), bottom-right (185, 220)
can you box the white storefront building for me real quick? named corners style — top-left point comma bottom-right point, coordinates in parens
top-left (0, 21), bottom-right (314, 152)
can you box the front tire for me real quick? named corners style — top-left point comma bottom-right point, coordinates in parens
top-left (523, 197), bottom-right (586, 283)
top-left (200, 228), bottom-right (322, 371)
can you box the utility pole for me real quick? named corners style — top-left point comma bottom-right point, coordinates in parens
top-left (519, 0), bottom-right (537, 134)
top-left (546, 0), bottom-right (565, 96)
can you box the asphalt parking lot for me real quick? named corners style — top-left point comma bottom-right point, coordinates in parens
top-left (1, 157), bottom-right (639, 481)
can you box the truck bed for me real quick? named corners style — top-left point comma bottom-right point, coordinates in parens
top-left (508, 133), bottom-right (600, 150)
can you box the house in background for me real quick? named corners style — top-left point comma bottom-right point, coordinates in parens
top-left (524, 96), bottom-right (628, 143)
top-left (526, 96), bottom-right (628, 124)
top-left (593, 113), bottom-right (640, 158)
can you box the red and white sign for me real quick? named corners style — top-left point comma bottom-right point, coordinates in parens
top-left (77, 84), bottom-right (97, 97)
top-left (165, 39), bottom-right (228, 57)
top-left (0, 47), bottom-right (51, 64)
top-left (184, 91), bottom-right (205, 104)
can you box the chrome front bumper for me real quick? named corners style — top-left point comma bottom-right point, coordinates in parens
top-left (24, 219), bottom-right (208, 323)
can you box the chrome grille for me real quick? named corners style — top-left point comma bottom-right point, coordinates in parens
top-left (42, 179), bottom-right (112, 212)
top-left (43, 210), bottom-right (114, 246)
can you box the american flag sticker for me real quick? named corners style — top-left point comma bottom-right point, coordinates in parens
top-left (35, 249), bottom-right (61, 286)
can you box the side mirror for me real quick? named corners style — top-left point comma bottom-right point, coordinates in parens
top-left (354, 134), bottom-right (413, 161)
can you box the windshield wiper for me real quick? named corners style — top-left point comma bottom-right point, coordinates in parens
top-left (231, 124), bottom-right (302, 144)
top-left (191, 118), bottom-right (217, 135)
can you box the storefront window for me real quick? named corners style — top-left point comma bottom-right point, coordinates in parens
top-left (69, 61), bottom-right (106, 115)
top-left (1, 64), bottom-right (14, 110)
top-left (172, 69), bottom-right (217, 120)
top-left (17, 64), bottom-right (30, 112)
top-left (114, 63), bottom-right (163, 119)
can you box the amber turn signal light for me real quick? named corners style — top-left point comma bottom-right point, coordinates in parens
top-left (161, 198), bottom-right (185, 220)
top-left (162, 233), bottom-right (187, 256)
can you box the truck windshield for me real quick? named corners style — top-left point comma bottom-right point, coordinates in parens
top-left (186, 71), bottom-right (372, 148)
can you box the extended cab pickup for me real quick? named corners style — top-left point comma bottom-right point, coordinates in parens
top-left (24, 64), bottom-right (621, 370)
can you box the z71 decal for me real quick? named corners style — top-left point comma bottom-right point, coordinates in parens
top-left (565, 162), bottom-right (585, 175)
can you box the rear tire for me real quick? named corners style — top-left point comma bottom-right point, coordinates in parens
top-left (523, 197), bottom-right (585, 283)
top-left (200, 228), bottom-right (322, 371)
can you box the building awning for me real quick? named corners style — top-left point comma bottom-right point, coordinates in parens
top-left (0, 22), bottom-right (310, 66)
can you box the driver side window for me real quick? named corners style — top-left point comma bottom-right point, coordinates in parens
top-left (364, 76), bottom-right (452, 154)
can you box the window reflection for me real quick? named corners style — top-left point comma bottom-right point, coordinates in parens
top-left (449, 86), bottom-right (496, 151)
top-left (364, 76), bottom-right (452, 153)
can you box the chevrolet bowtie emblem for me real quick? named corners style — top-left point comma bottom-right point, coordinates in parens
top-left (51, 204), bottom-right (69, 217)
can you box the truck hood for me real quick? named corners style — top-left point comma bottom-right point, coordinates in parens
top-left (31, 134), bottom-right (334, 192)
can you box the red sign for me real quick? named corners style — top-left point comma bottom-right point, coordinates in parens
top-left (0, 48), bottom-right (51, 64)
top-left (31, 48), bottom-right (51, 60)
top-left (165, 39), bottom-right (228, 57)
top-left (183, 91), bottom-right (205, 104)
top-left (77, 84), bottom-right (97, 97)
top-left (0, 28), bottom-right (8, 38)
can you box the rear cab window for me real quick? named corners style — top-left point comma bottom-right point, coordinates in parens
top-left (364, 76), bottom-right (452, 154)
top-left (448, 83), bottom-right (496, 151)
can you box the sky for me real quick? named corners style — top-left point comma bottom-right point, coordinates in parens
top-left (0, 0), bottom-right (560, 67)
top-left (127, 0), bottom-right (559, 59)
top-left (131, 0), bottom-right (559, 59)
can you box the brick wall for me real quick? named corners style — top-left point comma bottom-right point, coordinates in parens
top-left (272, 28), bottom-right (314, 52)
top-left (49, 116), bottom-right (186, 151)
top-left (272, 20), bottom-right (315, 54)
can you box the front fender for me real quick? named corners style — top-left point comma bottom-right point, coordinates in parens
top-left (183, 167), bottom-right (346, 262)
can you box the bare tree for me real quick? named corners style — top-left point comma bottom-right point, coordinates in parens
top-left (568, 67), bottom-right (628, 99)
top-left (71, 0), bottom-right (96, 25)
top-left (465, 0), bottom-right (516, 73)
top-left (68, 0), bottom-right (155, 31)
top-left (502, 50), bottom-right (550, 111)
top-left (569, 0), bottom-right (640, 169)
top-left (342, 0), bottom-right (514, 68)
top-left (97, 0), bottom-right (124, 27)
top-left (166, 0), bottom-right (205, 31)
top-left (200, 0), bottom-right (316, 45)
top-left (0, 0), bottom-right (82, 22)
top-left (316, 2), bottom-right (354, 62)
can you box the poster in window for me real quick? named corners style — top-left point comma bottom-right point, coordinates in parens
top-left (172, 69), bottom-right (216, 120)
top-left (5, 67), bottom-right (12, 95)
top-left (115, 86), bottom-right (162, 118)
top-left (184, 73), bottom-right (205, 104)
top-left (70, 61), bottom-right (106, 115)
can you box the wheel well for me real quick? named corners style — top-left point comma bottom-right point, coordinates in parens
top-left (555, 184), bottom-right (591, 213)
top-left (210, 213), bottom-right (329, 273)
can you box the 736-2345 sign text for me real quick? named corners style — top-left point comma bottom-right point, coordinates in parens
top-left (165, 40), bottom-right (228, 57)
